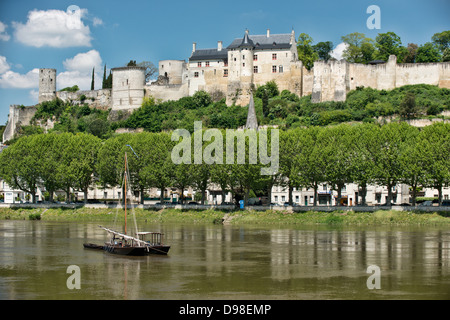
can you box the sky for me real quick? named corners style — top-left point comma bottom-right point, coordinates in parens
top-left (0, 0), bottom-right (449, 125)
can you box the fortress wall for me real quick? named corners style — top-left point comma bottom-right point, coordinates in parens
top-left (395, 62), bottom-right (441, 87)
top-left (348, 63), bottom-right (379, 90)
top-left (145, 83), bottom-right (189, 102)
top-left (57, 89), bottom-right (111, 109)
top-left (2, 105), bottom-right (37, 143)
top-left (312, 60), bottom-right (348, 102)
top-left (312, 56), bottom-right (449, 103)
top-left (375, 55), bottom-right (397, 90)
top-left (301, 66), bottom-right (314, 96)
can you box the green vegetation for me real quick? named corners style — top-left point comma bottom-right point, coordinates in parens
top-left (1, 122), bottom-right (449, 207)
top-left (31, 98), bottom-right (112, 139)
top-left (0, 207), bottom-right (448, 226)
top-left (113, 84), bottom-right (450, 131)
top-left (59, 85), bottom-right (79, 92)
top-left (297, 30), bottom-right (449, 65)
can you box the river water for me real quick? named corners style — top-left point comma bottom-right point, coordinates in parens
top-left (0, 220), bottom-right (449, 300)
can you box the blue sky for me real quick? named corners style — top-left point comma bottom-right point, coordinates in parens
top-left (0, 0), bottom-right (449, 125)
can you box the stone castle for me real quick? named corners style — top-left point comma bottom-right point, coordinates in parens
top-left (3, 28), bottom-right (450, 143)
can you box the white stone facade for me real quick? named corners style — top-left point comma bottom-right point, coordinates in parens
top-left (111, 66), bottom-right (146, 111)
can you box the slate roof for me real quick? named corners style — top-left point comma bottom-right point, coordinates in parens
top-left (189, 49), bottom-right (228, 62)
top-left (227, 33), bottom-right (292, 50)
top-left (189, 31), bottom-right (294, 62)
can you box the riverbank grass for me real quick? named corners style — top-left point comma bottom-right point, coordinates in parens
top-left (0, 207), bottom-right (449, 226)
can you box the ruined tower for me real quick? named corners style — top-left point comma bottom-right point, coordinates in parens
top-left (38, 68), bottom-right (57, 104)
top-left (111, 66), bottom-right (146, 111)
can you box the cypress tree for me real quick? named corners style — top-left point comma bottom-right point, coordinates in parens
top-left (102, 65), bottom-right (107, 89)
top-left (91, 67), bottom-right (95, 90)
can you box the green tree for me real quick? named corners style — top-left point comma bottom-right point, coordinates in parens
top-left (35, 133), bottom-right (62, 202)
top-left (417, 122), bottom-right (450, 205)
top-left (292, 127), bottom-right (326, 206)
top-left (431, 30), bottom-right (450, 54)
top-left (443, 48), bottom-right (450, 62)
top-left (341, 32), bottom-right (375, 64)
top-left (255, 81), bottom-right (279, 118)
top-left (91, 67), bottom-right (95, 90)
top-left (279, 129), bottom-right (302, 205)
top-left (415, 42), bottom-right (442, 63)
top-left (404, 43), bottom-right (418, 63)
top-left (297, 33), bottom-right (319, 70)
top-left (349, 124), bottom-right (378, 206)
top-left (313, 41), bottom-right (333, 61)
top-left (374, 31), bottom-right (407, 62)
top-left (0, 135), bottom-right (41, 203)
top-left (70, 133), bottom-right (101, 203)
top-left (319, 124), bottom-right (354, 205)
top-left (399, 92), bottom-right (418, 119)
top-left (372, 122), bottom-right (415, 205)
top-left (399, 126), bottom-right (423, 206)
top-left (141, 132), bottom-right (174, 203)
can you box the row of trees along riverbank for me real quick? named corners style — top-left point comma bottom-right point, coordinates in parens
top-left (0, 121), bottom-right (448, 206)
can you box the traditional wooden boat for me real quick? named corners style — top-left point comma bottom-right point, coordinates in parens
top-left (100, 226), bottom-right (170, 255)
top-left (83, 148), bottom-right (170, 256)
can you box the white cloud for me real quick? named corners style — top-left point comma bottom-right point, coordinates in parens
top-left (63, 49), bottom-right (102, 73)
top-left (0, 56), bottom-right (10, 74)
top-left (92, 17), bottom-right (103, 27)
top-left (0, 21), bottom-right (10, 41)
top-left (58, 50), bottom-right (103, 90)
top-left (12, 9), bottom-right (92, 48)
top-left (29, 89), bottom-right (39, 102)
top-left (0, 68), bottom-right (39, 89)
top-left (330, 42), bottom-right (349, 60)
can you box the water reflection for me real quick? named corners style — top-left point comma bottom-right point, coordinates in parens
top-left (0, 221), bottom-right (449, 299)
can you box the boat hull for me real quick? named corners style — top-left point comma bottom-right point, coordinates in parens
top-left (102, 243), bottom-right (170, 256)
top-left (146, 245), bottom-right (171, 255)
top-left (103, 244), bottom-right (149, 256)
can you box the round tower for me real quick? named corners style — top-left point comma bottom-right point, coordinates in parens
top-left (38, 68), bottom-right (57, 104)
top-left (111, 66), bottom-right (146, 111)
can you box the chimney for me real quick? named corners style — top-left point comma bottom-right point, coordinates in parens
top-left (218, 41), bottom-right (223, 51)
top-left (192, 42), bottom-right (197, 53)
top-left (267, 29), bottom-right (270, 38)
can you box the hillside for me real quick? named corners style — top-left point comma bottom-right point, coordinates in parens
top-left (13, 83), bottom-right (450, 142)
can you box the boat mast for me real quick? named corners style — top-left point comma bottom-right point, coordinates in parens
top-left (124, 151), bottom-right (127, 235)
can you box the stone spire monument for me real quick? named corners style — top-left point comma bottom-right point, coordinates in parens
top-left (245, 94), bottom-right (258, 130)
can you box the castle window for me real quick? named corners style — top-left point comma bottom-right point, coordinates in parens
top-left (279, 65), bottom-right (283, 73)
top-left (253, 54), bottom-right (258, 61)
top-left (194, 72), bottom-right (199, 78)
top-left (243, 63), bottom-right (245, 67)
top-left (198, 62), bottom-right (202, 67)
top-left (224, 60), bottom-right (228, 67)
top-left (206, 61), bottom-right (210, 67)
top-left (223, 69), bottom-right (228, 77)
top-left (272, 53), bottom-right (277, 60)
top-left (272, 65), bottom-right (277, 73)
top-left (253, 66), bottom-right (258, 73)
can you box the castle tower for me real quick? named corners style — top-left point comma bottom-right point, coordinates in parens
top-left (111, 66), bottom-right (146, 111)
top-left (38, 68), bottom-right (57, 104)
top-left (227, 30), bottom-right (255, 105)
